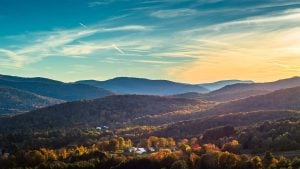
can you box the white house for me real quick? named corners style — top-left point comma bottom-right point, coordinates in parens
top-left (128, 147), bottom-right (147, 154)
top-left (136, 148), bottom-right (146, 154)
top-left (96, 126), bottom-right (109, 131)
top-left (147, 147), bottom-right (155, 152)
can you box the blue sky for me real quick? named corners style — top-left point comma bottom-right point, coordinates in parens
top-left (0, 0), bottom-right (300, 83)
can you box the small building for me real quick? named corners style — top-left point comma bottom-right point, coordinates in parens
top-left (136, 148), bottom-right (146, 154)
top-left (96, 126), bottom-right (109, 131)
top-left (128, 147), bottom-right (147, 154)
top-left (128, 147), bottom-right (137, 153)
top-left (147, 147), bottom-right (155, 152)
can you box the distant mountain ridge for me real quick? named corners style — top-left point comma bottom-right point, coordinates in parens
top-left (0, 74), bottom-right (62, 84)
top-left (1, 74), bottom-right (300, 116)
top-left (199, 80), bottom-right (253, 91)
top-left (0, 74), bottom-right (114, 101)
top-left (199, 76), bottom-right (300, 102)
top-left (76, 77), bottom-right (209, 95)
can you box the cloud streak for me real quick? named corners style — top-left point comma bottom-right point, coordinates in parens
top-left (150, 8), bottom-right (197, 18)
top-left (88, 0), bottom-right (115, 7)
top-left (0, 24), bottom-right (151, 68)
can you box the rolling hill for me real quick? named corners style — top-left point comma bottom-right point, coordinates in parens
top-left (154, 110), bottom-right (300, 138)
top-left (201, 76), bottom-right (300, 102)
top-left (0, 95), bottom-right (203, 131)
top-left (0, 86), bottom-right (63, 115)
top-left (0, 74), bottom-right (114, 101)
top-left (204, 86), bottom-right (300, 115)
top-left (2, 84), bottom-right (300, 136)
top-left (170, 92), bottom-right (205, 100)
top-left (154, 86), bottom-right (300, 137)
top-left (76, 77), bottom-right (209, 95)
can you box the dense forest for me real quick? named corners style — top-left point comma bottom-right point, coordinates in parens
top-left (1, 134), bottom-right (300, 169)
top-left (1, 118), bottom-right (300, 169)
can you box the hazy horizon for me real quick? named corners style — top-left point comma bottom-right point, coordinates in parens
top-left (5, 72), bottom-right (297, 84)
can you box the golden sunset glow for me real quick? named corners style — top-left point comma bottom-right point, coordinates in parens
top-left (168, 17), bottom-right (300, 83)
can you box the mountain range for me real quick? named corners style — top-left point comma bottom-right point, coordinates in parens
top-left (175, 76), bottom-right (300, 102)
top-left (0, 75), bottom-right (114, 101)
top-left (1, 74), bottom-right (300, 152)
top-left (0, 74), bottom-right (300, 117)
top-left (1, 77), bottom-right (300, 135)
top-left (0, 74), bottom-right (255, 115)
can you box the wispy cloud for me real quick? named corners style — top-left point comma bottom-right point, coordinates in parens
top-left (150, 8), bottom-right (197, 18)
top-left (0, 49), bottom-right (27, 68)
top-left (79, 22), bottom-right (87, 28)
top-left (0, 24), bottom-right (151, 68)
top-left (167, 8), bottom-right (300, 83)
top-left (101, 25), bottom-right (151, 32)
top-left (88, 0), bottom-right (114, 7)
top-left (112, 44), bottom-right (125, 54)
top-left (103, 57), bottom-right (175, 65)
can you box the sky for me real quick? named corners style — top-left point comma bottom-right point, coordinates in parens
top-left (0, 0), bottom-right (300, 83)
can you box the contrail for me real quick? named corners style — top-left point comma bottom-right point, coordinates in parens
top-left (112, 44), bottom-right (125, 54)
top-left (79, 22), bottom-right (87, 28)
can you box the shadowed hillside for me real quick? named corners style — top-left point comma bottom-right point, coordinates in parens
top-left (0, 95), bottom-right (203, 131)
top-left (153, 86), bottom-right (300, 138)
top-left (203, 86), bottom-right (300, 115)
top-left (154, 110), bottom-right (300, 138)
top-left (0, 86), bottom-right (63, 115)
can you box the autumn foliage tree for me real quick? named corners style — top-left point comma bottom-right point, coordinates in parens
top-left (222, 140), bottom-right (242, 154)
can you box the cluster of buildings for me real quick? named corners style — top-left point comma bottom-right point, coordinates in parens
top-left (96, 126), bottom-right (109, 131)
top-left (126, 147), bottom-right (156, 155)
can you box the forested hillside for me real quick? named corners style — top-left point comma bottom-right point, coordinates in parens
top-left (0, 95), bottom-right (204, 131)
top-left (0, 86), bottom-right (63, 115)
